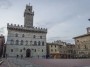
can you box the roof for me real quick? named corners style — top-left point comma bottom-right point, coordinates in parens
top-left (73, 33), bottom-right (90, 39)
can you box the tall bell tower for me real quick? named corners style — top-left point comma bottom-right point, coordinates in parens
top-left (24, 4), bottom-right (34, 28)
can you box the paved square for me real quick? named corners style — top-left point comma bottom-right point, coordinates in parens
top-left (0, 58), bottom-right (90, 67)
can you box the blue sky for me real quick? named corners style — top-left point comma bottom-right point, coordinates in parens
top-left (0, 0), bottom-right (90, 43)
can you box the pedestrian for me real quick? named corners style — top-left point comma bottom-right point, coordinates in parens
top-left (16, 55), bottom-right (19, 58)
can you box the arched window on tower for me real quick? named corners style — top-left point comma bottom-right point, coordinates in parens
top-left (42, 41), bottom-right (44, 46)
top-left (16, 40), bottom-right (19, 45)
top-left (21, 40), bottom-right (23, 45)
top-left (10, 39), bottom-right (14, 45)
top-left (38, 41), bottom-right (40, 46)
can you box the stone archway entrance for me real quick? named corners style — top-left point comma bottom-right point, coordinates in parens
top-left (26, 49), bottom-right (31, 57)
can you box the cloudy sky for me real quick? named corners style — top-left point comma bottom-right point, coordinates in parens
top-left (0, 0), bottom-right (90, 43)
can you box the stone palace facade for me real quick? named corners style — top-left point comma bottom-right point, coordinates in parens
top-left (6, 4), bottom-right (47, 58)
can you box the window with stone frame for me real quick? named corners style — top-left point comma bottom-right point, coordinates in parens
top-left (42, 49), bottom-right (43, 52)
top-left (40, 36), bottom-right (42, 39)
top-left (35, 49), bottom-right (36, 52)
top-left (85, 45), bottom-right (87, 49)
top-left (55, 49), bottom-right (57, 52)
top-left (16, 40), bottom-right (19, 45)
top-left (21, 40), bottom-right (23, 45)
top-left (11, 49), bottom-right (13, 52)
top-left (10, 39), bottom-right (14, 45)
top-left (77, 40), bottom-right (79, 42)
top-left (34, 41), bottom-right (37, 46)
top-left (30, 41), bottom-right (32, 45)
top-left (55, 45), bottom-right (56, 48)
top-left (42, 41), bottom-right (44, 46)
top-left (26, 40), bottom-right (28, 45)
top-left (51, 49), bottom-right (53, 52)
top-left (38, 41), bottom-right (41, 46)
top-left (22, 34), bottom-right (25, 37)
top-left (33, 35), bottom-right (36, 38)
top-left (15, 33), bottom-right (18, 37)
top-left (20, 49), bottom-right (22, 52)
top-left (78, 45), bottom-right (80, 49)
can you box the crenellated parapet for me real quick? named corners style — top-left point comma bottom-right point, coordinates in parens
top-left (7, 23), bottom-right (47, 33)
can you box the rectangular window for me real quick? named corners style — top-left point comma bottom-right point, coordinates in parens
top-left (55, 49), bottom-right (57, 52)
top-left (20, 49), bottom-right (22, 52)
top-left (11, 49), bottom-right (13, 52)
top-left (35, 49), bottom-right (36, 52)
top-left (42, 49), bottom-right (43, 52)
top-left (51, 49), bottom-right (53, 52)
top-left (55, 45), bottom-right (56, 48)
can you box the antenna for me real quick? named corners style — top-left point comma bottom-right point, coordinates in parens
top-left (29, 2), bottom-right (30, 6)
top-left (29, 3), bottom-right (30, 6)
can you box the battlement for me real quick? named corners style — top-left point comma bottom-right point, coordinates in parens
top-left (7, 23), bottom-right (47, 33)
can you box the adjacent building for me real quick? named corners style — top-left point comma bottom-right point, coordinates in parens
top-left (47, 40), bottom-right (76, 59)
top-left (0, 35), bottom-right (5, 57)
top-left (73, 27), bottom-right (90, 58)
top-left (6, 4), bottom-right (47, 58)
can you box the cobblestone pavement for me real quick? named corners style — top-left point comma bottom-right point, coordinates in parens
top-left (0, 58), bottom-right (42, 67)
top-left (24, 58), bottom-right (90, 67)
top-left (0, 58), bottom-right (90, 67)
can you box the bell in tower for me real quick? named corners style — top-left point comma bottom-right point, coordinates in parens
top-left (24, 4), bottom-right (34, 28)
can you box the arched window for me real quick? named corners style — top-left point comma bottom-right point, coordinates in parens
top-left (38, 41), bottom-right (40, 46)
top-left (15, 33), bottom-right (18, 37)
top-left (26, 40), bottom-right (28, 45)
top-left (85, 45), bottom-right (87, 49)
top-left (16, 40), bottom-right (19, 45)
top-left (40, 36), bottom-right (42, 39)
top-left (11, 39), bottom-right (14, 45)
top-left (30, 41), bottom-right (32, 45)
top-left (34, 41), bottom-right (37, 46)
top-left (33, 35), bottom-right (36, 38)
top-left (22, 34), bottom-right (24, 37)
top-left (21, 40), bottom-right (23, 45)
top-left (42, 49), bottom-right (43, 52)
top-left (42, 41), bottom-right (44, 46)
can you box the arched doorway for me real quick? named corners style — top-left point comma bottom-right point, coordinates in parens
top-left (26, 49), bottom-right (31, 57)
